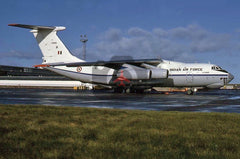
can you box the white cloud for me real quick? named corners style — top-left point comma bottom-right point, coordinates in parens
top-left (92, 24), bottom-right (235, 62)
top-left (128, 27), bottom-right (151, 37)
top-left (101, 28), bottom-right (122, 41)
top-left (169, 25), bottom-right (208, 40)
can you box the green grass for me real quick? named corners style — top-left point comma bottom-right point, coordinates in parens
top-left (0, 104), bottom-right (240, 159)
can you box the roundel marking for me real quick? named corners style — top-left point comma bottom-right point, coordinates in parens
top-left (77, 66), bottom-right (82, 72)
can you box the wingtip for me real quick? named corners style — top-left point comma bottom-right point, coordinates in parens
top-left (34, 64), bottom-right (50, 68)
top-left (8, 23), bottom-right (18, 26)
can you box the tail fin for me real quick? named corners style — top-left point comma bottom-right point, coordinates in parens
top-left (8, 24), bottom-right (84, 64)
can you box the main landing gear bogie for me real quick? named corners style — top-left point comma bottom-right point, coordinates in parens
top-left (114, 87), bottom-right (198, 95)
top-left (113, 87), bottom-right (145, 94)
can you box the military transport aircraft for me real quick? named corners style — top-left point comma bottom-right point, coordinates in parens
top-left (9, 24), bottom-right (234, 94)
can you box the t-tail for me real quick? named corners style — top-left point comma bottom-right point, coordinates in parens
top-left (8, 24), bottom-right (83, 64)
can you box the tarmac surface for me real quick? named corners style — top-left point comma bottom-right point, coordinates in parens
top-left (0, 88), bottom-right (240, 113)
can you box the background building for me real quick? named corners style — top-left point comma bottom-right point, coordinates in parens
top-left (0, 65), bottom-right (92, 89)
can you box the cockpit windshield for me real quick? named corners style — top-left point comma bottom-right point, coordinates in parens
top-left (211, 66), bottom-right (222, 71)
top-left (211, 65), bottom-right (228, 73)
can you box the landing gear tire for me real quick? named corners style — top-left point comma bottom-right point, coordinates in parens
top-left (187, 89), bottom-right (194, 95)
top-left (114, 88), bottom-right (124, 93)
top-left (114, 87), bottom-right (145, 94)
top-left (135, 89), bottom-right (145, 94)
top-left (186, 88), bottom-right (198, 95)
top-left (129, 88), bottom-right (135, 93)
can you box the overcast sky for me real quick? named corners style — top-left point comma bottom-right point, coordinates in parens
top-left (0, 0), bottom-right (240, 83)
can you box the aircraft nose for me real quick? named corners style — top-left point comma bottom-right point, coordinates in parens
top-left (228, 73), bottom-right (234, 82)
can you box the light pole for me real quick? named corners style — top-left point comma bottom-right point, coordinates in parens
top-left (80, 35), bottom-right (88, 60)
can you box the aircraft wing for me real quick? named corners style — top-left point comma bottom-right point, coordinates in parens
top-left (37, 59), bottom-right (162, 69)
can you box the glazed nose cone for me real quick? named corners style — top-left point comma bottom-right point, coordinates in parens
top-left (228, 73), bottom-right (234, 83)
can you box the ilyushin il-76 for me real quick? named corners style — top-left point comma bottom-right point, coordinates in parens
top-left (9, 24), bottom-right (234, 94)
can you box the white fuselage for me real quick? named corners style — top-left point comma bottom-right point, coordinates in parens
top-left (46, 59), bottom-right (233, 89)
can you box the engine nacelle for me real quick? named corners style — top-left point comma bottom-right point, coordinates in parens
top-left (117, 69), bottom-right (149, 80)
top-left (117, 68), bottom-right (168, 80)
top-left (150, 68), bottom-right (168, 79)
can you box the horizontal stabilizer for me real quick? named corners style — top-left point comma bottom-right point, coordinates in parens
top-left (8, 24), bottom-right (55, 30)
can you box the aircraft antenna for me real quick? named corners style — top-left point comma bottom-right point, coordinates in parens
top-left (80, 34), bottom-right (88, 60)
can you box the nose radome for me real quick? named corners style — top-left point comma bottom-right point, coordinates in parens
top-left (228, 73), bottom-right (234, 82)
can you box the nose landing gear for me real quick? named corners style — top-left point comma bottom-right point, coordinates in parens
top-left (186, 88), bottom-right (198, 95)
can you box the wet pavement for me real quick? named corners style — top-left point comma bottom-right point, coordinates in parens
top-left (0, 88), bottom-right (240, 113)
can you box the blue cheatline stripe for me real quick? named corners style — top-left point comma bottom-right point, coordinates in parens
top-left (50, 67), bottom-right (229, 77)
top-left (49, 67), bottom-right (113, 77)
top-left (169, 74), bottom-right (228, 77)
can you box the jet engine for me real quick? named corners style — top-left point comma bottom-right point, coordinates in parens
top-left (150, 68), bottom-right (168, 79)
top-left (117, 68), bottom-right (168, 80)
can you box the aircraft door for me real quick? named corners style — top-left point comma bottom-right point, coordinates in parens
top-left (186, 72), bottom-right (193, 83)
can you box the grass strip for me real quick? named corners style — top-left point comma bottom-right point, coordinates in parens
top-left (0, 104), bottom-right (240, 159)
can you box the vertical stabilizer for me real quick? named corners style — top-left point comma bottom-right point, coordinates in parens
top-left (9, 24), bottom-right (84, 64)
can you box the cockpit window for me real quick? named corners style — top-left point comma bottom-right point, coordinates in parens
top-left (211, 66), bottom-right (222, 70)
top-left (211, 65), bottom-right (228, 73)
